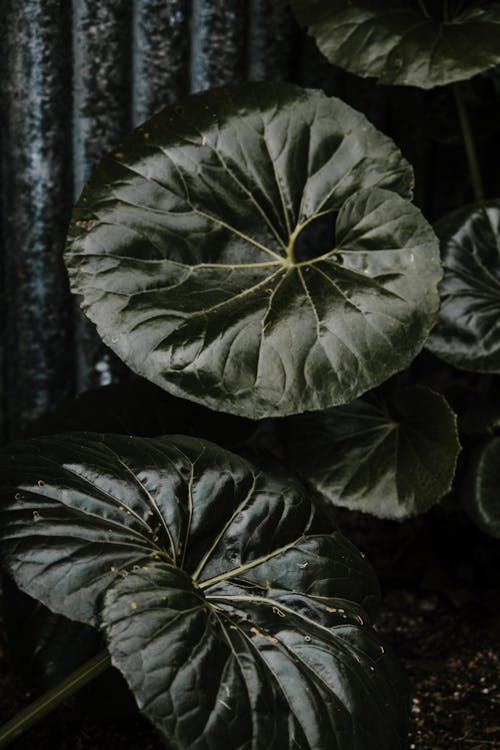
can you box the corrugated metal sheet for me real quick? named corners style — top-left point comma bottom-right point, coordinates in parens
top-left (0, 0), bottom-right (301, 438)
top-left (1, 0), bottom-right (495, 439)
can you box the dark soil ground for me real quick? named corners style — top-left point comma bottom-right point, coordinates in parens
top-left (1, 510), bottom-right (499, 749)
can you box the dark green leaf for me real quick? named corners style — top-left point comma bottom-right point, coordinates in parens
top-left (462, 437), bottom-right (500, 539)
top-left (65, 82), bottom-right (440, 418)
top-left (0, 433), bottom-right (407, 749)
top-left (284, 384), bottom-right (460, 520)
top-left (103, 560), bottom-right (407, 750)
top-left (291, 1), bottom-right (500, 89)
top-left (426, 201), bottom-right (500, 372)
top-left (6, 379), bottom-right (253, 700)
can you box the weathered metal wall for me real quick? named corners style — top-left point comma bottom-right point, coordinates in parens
top-left (1, 0), bottom-right (495, 439)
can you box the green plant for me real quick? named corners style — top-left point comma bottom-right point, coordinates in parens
top-left (1, 8), bottom-right (500, 748)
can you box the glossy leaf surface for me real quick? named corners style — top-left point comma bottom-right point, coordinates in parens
top-left (462, 437), bottom-right (500, 539)
top-left (7, 378), bottom-right (253, 698)
top-left (291, 1), bottom-right (500, 89)
top-left (65, 82), bottom-right (440, 418)
top-left (0, 433), bottom-right (407, 749)
top-left (284, 384), bottom-right (460, 520)
top-left (427, 201), bottom-right (500, 372)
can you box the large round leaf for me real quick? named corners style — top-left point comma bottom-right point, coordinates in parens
top-left (0, 433), bottom-right (408, 749)
top-left (462, 437), bottom-right (500, 539)
top-left (283, 384), bottom-right (460, 520)
top-left (426, 201), bottom-right (500, 372)
top-left (291, 1), bottom-right (500, 89)
top-left (65, 82), bottom-right (440, 419)
top-left (5, 378), bottom-right (252, 699)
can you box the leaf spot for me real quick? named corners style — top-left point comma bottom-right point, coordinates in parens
top-left (14, 492), bottom-right (23, 500)
top-left (272, 606), bottom-right (286, 618)
top-left (37, 480), bottom-right (45, 487)
top-left (75, 219), bottom-right (97, 229)
top-left (32, 510), bottom-right (41, 522)
top-left (130, 601), bottom-right (138, 610)
top-left (326, 607), bottom-right (337, 613)
top-left (304, 635), bottom-right (311, 642)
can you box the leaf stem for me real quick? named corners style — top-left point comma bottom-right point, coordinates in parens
top-left (453, 83), bottom-right (485, 204)
top-left (0, 650), bottom-right (111, 748)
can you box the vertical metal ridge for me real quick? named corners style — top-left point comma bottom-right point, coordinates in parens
top-left (190, 0), bottom-right (249, 92)
top-left (72, 0), bottom-right (134, 392)
top-left (1, 0), bottom-right (73, 438)
top-left (247, 0), bottom-right (297, 82)
top-left (132, 0), bottom-right (191, 125)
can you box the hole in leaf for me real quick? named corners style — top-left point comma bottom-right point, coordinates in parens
top-left (293, 212), bottom-right (337, 263)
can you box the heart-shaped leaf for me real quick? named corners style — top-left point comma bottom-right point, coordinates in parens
top-left (65, 82), bottom-right (440, 419)
top-left (0, 433), bottom-right (408, 749)
top-left (426, 201), bottom-right (500, 372)
top-left (283, 384), bottom-right (460, 520)
top-left (291, 1), bottom-right (500, 89)
top-left (462, 437), bottom-right (500, 539)
top-left (6, 379), bottom-right (253, 701)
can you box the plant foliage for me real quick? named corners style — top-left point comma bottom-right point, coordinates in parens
top-left (291, 1), bottom-right (500, 89)
top-left (65, 82), bottom-right (440, 419)
top-left (0, 433), bottom-right (408, 749)
top-left (284, 383), bottom-right (460, 520)
top-left (427, 201), bottom-right (500, 372)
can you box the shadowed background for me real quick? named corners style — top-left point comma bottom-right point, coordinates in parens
top-left (2, 0), bottom-right (499, 440)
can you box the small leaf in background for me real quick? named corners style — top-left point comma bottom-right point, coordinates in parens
top-left (0, 433), bottom-right (408, 750)
top-left (426, 201), bottom-right (500, 372)
top-left (283, 383), bottom-right (460, 520)
top-left (291, 1), bottom-right (500, 89)
top-left (462, 436), bottom-right (500, 539)
top-left (66, 82), bottom-right (440, 419)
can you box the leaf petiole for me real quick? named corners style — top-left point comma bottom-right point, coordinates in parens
top-left (0, 650), bottom-right (111, 748)
top-left (453, 83), bottom-right (485, 204)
